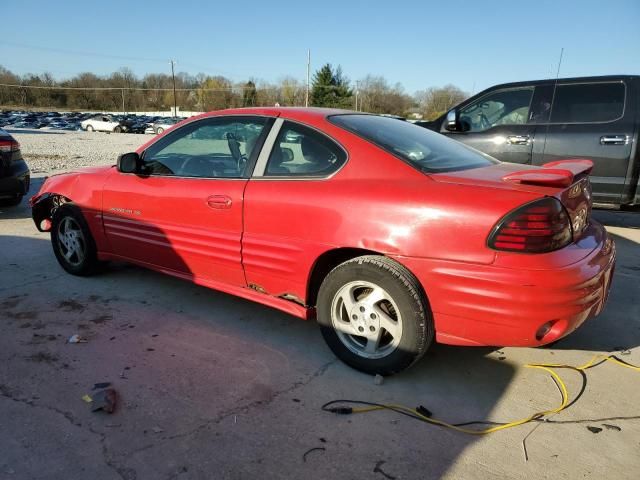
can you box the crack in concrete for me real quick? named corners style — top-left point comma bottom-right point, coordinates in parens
top-left (0, 386), bottom-right (135, 480)
top-left (165, 359), bottom-right (338, 443)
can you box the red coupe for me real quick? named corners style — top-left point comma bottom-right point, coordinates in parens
top-left (31, 108), bottom-right (615, 374)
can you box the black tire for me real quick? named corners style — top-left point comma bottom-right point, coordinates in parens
top-left (51, 203), bottom-right (101, 276)
top-left (317, 255), bottom-right (434, 375)
top-left (86, 124), bottom-right (94, 132)
top-left (0, 195), bottom-right (22, 207)
top-left (156, 127), bottom-right (164, 135)
top-left (114, 126), bottom-right (122, 133)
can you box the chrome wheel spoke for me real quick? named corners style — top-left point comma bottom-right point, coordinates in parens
top-left (364, 331), bottom-right (382, 354)
top-left (339, 286), bottom-right (357, 313)
top-left (363, 286), bottom-right (389, 307)
top-left (374, 305), bottom-right (402, 339)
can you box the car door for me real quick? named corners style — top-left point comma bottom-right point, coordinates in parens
top-left (530, 80), bottom-right (633, 205)
top-left (442, 86), bottom-right (537, 164)
top-left (242, 119), bottom-right (348, 300)
top-left (101, 115), bottom-right (273, 286)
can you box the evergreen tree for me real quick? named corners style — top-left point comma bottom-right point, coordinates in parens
top-left (311, 64), bottom-right (352, 108)
top-left (243, 80), bottom-right (257, 107)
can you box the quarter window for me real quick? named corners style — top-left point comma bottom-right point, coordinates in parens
top-left (264, 122), bottom-right (346, 177)
top-left (459, 88), bottom-right (533, 132)
top-left (550, 82), bottom-right (625, 123)
top-left (142, 117), bottom-right (269, 178)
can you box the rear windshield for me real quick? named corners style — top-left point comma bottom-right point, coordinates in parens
top-left (329, 114), bottom-right (498, 173)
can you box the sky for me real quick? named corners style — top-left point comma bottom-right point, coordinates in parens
top-left (2, 0), bottom-right (639, 95)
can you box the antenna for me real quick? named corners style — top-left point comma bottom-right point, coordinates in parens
top-left (540, 48), bottom-right (564, 163)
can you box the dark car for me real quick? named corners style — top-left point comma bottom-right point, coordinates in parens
top-left (0, 129), bottom-right (30, 206)
top-left (418, 75), bottom-right (640, 208)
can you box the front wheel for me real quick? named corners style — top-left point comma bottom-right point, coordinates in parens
top-left (51, 203), bottom-right (101, 276)
top-left (156, 127), bottom-right (164, 134)
top-left (317, 255), bottom-right (434, 375)
top-left (86, 124), bottom-right (94, 132)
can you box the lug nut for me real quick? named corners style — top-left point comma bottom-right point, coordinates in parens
top-left (352, 314), bottom-right (358, 320)
top-left (369, 326), bottom-right (375, 332)
top-left (370, 313), bottom-right (377, 319)
top-left (358, 326), bottom-right (364, 332)
top-left (359, 306), bottom-right (366, 312)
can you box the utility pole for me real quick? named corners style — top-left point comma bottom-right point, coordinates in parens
top-left (170, 59), bottom-right (177, 117)
top-left (305, 49), bottom-right (310, 107)
top-left (355, 81), bottom-right (359, 111)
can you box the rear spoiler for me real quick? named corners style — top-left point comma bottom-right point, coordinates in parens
top-left (502, 159), bottom-right (594, 188)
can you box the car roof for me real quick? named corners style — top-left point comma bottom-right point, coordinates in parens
top-left (484, 74), bottom-right (640, 90)
top-left (194, 106), bottom-right (354, 122)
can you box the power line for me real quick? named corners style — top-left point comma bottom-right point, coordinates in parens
top-left (0, 40), bottom-right (167, 63)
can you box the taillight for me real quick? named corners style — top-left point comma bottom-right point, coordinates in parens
top-left (0, 140), bottom-right (20, 153)
top-left (488, 197), bottom-right (573, 253)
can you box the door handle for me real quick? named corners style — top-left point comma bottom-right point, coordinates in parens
top-left (206, 195), bottom-right (232, 209)
top-left (506, 135), bottom-right (530, 145)
top-left (600, 135), bottom-right (629, 145)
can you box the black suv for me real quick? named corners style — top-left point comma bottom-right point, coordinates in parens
top-left (0, 129), bottom-right (30, 206)
top-left (418, 75), bottom-right (640, 208)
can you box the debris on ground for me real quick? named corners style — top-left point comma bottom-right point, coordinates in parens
top-left (90, 388), bottom-right (117, 413)
top-left (302, 447), bottom-right (326, 463)
top-left (587, 426), bottom-right (603, 434)
top-left (374, 374), bottom-right (384, 385)
top-left (83, 388), bottom-right (117, 413)
top-left (602, 423), bottom-right (622, 431)
top-left (67, 334), bottom-right (87, 344)
top-left (373, 460), bottom-right (396, 480)
top-left (93, 382), bottom-right (111, 390)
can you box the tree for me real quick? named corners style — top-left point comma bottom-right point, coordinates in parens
top-left (242, 80), bottom-right (257, 107)
top-left (356, 75), bottom-right (415, 116)
top-left (310, 63), bottom-right (352, 108)
top-left (415, 84), bottom-right (467, 120)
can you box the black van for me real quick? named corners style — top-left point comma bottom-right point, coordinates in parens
top-left (418, 75), bottom-right (639, 208)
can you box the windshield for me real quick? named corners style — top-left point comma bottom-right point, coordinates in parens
top-left (329, 114), bottom-right (498, 173)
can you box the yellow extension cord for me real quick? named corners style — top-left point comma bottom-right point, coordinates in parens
top-left (347, 354), bottom-right (639, 435)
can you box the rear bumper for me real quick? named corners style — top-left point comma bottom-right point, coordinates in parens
top-left (0, 159), bottom-right (30, 198)
top-left (393, 221), bottom-right (616, 347)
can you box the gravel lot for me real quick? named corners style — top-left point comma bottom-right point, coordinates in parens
top-left (7, 128), bottom-right (151, 173)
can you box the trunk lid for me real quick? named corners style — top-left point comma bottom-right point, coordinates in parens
top-left (432, 160), bottom-right (593, 242)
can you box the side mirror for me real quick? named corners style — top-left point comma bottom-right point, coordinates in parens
top-left (444, 109), bottom-right (460, 132)
top-left (117, 152), bottom-right (141, 173)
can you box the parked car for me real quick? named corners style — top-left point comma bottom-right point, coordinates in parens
top-left (0, 128), bottom-right (30, 206)
top-left (30, 108), bottom-right (615, 375)
top-left (151, 117), bottom-right (182, 135)
top-left (81, 114), bottom-right (127, 133)
top-left (417, 75), bottom-right (640, 208)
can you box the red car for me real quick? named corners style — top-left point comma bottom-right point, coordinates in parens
top-left (31, 108), bottom-right (615, 375)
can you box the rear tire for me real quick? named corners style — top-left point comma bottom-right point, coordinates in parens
top-left (317, 255), bottom-right (434, 375)
top-left (156, 127), bottom-right (164, 135)
top-left (51, 203), bottom-right (101, 276)
top-left (114, 126), bottom-right (122, 133)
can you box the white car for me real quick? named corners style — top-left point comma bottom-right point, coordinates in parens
top-left (81, 115), bottom-right (125, 133)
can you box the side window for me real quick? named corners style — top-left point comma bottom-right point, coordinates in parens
top-left (142, 117), bottom-right (268, 178)
top-left (459, 88), bottom-right (533, 132)
top-left (550, 82), bottom-right (625, 123)
top-left (264, 122), bottom-right (346, 177)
